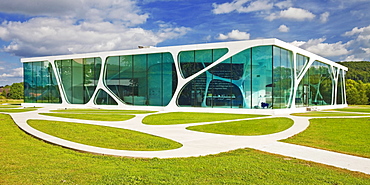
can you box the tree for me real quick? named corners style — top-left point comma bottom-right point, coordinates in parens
top-left (346, 79), bottom-right (368, 105)
top-left (8, 82), bottom-right (24, 99)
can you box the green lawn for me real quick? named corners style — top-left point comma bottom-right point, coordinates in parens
top-left (40, 113), bottom-right (136, 121)
top-left (187, 118), bottom-right (294, 136)
top-left (0, 105), bottom-right (21, 108)
top-left (291, 111), bottom-right (370, 117)
top-left (0, 99), bottom-right (23, 105)
top-left (333, 105), bottom-right (370, 113)
top-left (282, 118), bottom-right (370, 158)
top-left (28, 119), bottom-right (182, 151)
top-left (143, 112), bottom-right (267, 125)
top-left (0, 107), bottom-right (38, 113)
top-left (1, 114), bottom-right (369, 184)
top-left (50, 108), bottom-right (156, 114)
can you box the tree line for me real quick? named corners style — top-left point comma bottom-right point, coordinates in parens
top-left (338, 61), bottom-right (370, 105)
top-left (0, 82), bottom-right (24, 99)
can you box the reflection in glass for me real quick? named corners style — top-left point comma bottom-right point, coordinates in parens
top-left (23, 61), bottom-right (61, 103)
top-left (105, 53), bottom-right (177, 106)
top-left (55, 57), bottom-right (101, 104)
top-left (95, 89), bottom-right (118, 105)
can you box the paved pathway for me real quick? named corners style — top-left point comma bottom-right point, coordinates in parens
top-left (8, 106), bottom-right (370, 175)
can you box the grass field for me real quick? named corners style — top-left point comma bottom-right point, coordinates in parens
top-left (0, 105), bottom-right (21, 108)
top-left (291, 111), bottom-right (370, 117)
top-left (0, 99), bottom-right (23, 105)
top-left (187, 117), bottom-right (294, 136)
top-left (50, 109), bottom-right (156, 114)
top-left (1, 114), bottom-right (369, 184)
top-left (40, 113), bottom-right (136, 121)
top-left (28, 119), bottom-right (182, 151)
top-left (143, 112), bottom-right (267, 125)
top-left (40, 109), bottom-right (157, 121)
top-left (0, 107), bottom-right (38, 113)
top-left (282, 118), bottom-right (370, 158)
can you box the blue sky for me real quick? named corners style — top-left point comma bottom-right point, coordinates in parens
top-left (0, 0), bottom-right (369, 86)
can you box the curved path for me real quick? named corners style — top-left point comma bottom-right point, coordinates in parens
top-left (8, 106), bottom-right (370, 175)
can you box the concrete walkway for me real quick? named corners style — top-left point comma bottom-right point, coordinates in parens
top-left (8, 106), bottom-right (370, 175)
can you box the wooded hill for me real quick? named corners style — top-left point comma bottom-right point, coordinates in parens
top-left (337, 61), bottom-right (370, 83)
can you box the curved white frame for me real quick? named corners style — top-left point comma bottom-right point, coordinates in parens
top-left (21, 38), bottom-right (348, 114)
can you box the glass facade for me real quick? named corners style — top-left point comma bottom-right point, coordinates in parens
top-left (105, 52), bottom-right (177, 106)
top-left (55, 57), bottom-right (101, 104)
top-left (179, 46), bottom-right (294, 109)
top-left (24, 61), bottom-right (61, 103)
top-left (23, 41), bottom-right (347, 109)
top-left (296, 60), bottom-right (334, 106)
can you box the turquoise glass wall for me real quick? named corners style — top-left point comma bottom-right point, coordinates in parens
top-left (55, 57), bottom-right (101, 104)
top-left (23, 44), bottom-right (344, 109)
top-left (179, 48), bottom-right (228, 78)
top-left (297, 60), bottom-right (333, 106)
top-left (337, 70), bottom-right (345, 105)
top-left (179, 46), bottom-right (277, 109)
top-left (105, 52), bottom-right (177, 106)
top-left (273, 46), bottom-right (293, 109)
top-left (23, 61), bottom-right (61, 103)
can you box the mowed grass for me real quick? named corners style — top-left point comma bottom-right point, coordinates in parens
top-left (333, 105), bottom-right (370, 113)
top-left (0, 99), bottom-right (23, 105)
top-left (291, 111), bottom-right (370, 117)
top-left (41, 109), bottom-right (157, 121)
top-left (282, 118), bottom-right (370, 158)
top-left (1, 114), bottom-right (369, 184)
top-left (143, 112), bottom-right (267, 125)
top-left (0, 107), bottom-right (38, 113)
top-left (50, 108), bottom-right (156, 114)
top-left (39, 113), bottom-right (136, 121)
top-left (187, 118), bottom-right (294, 136)
top-left (0, 105), bottom-right (21, 108)
top-left (28, 120), bottom-right (182, 151)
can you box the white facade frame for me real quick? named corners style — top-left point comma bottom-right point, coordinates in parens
top-left (21, 38), bottom-right (348, 114)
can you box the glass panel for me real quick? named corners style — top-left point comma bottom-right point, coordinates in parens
top-left (296, 54), bottom-right (309, 76)
top-left (23, 62), bottom-right (34, 103)
top-left (305, 61), bottom-right (333, 106)
top-left (56, 57), bottom-right (101, 104)
top-left (133, 55), bottom-right (147, 106)
top-left (178, 73), bottom-right (207, 107)
top-left (179, 48), bottom-right (228, 78)
top-left (337, 69), bottom-right (344, 104)
top-left (272, 46), bottom-right (293, 109)
top-left (252, 46), bottom-right (272, 109)
top-left (105, 53), bottom-right (176, 106)
top-left (95, 89), bottom-right (118, 105)
top-left (23, 61), bottom-right (61, 103)
top-left (84, 58), bottom-right (101, 103)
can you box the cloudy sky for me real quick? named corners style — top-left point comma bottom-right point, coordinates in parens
top-left (0, 0), bottom-right (369, 86)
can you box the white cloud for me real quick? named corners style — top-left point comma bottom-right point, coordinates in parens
top-left (212, 0), bottom-right (273, 14)
top-left (278, 24), bottom-right (289, 32)
top-left (0, 0), bottom-right (148, 26)
top-left (266, 7), bottom-right (316, 21)
top-left (0, 67), bottom-right (23, 78)
top-left (344, 55), bottom-right (364, 61)
top-left (320, 12), bottom-right (330, 23)
top-left (275, 0), bottom-right (292, 9)
top-left (342, 25), bottom-right (370, 61)
top-left (362, 47), bottom-right (370, 54)
top-left (0, 0), bottom-right (192, 57)
top-left (0, 17), bottom-right (190, 57)
top-left (217, 30), bottom-right (250, 40)
top-left (291, 38), bottom-right (350, 57)
top-left (344, 25), bottom-right (370, 47)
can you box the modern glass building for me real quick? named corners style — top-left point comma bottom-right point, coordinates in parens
top-left (22, 39), bottom-right (348, 113)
